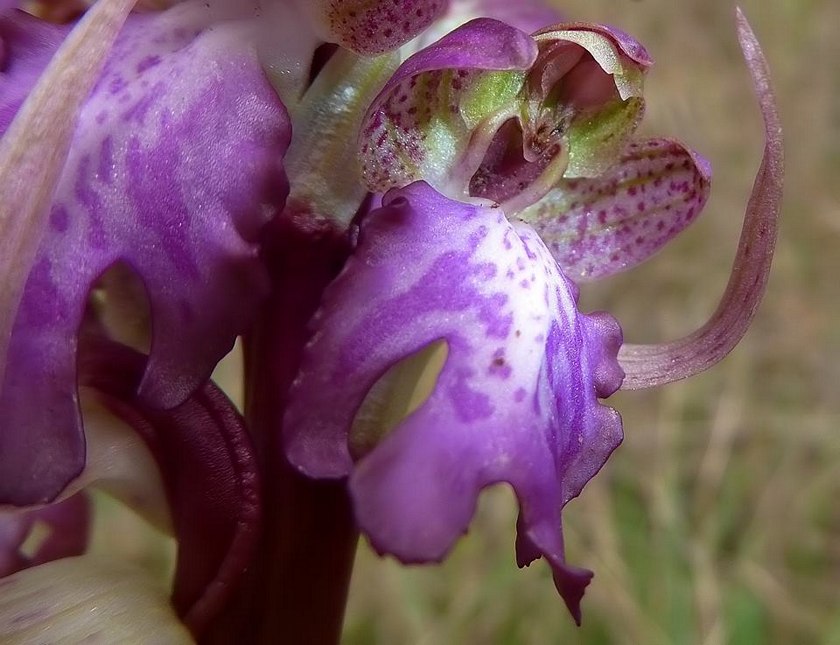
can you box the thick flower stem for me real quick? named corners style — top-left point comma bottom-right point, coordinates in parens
top-left (213, 211), bottom-right (356, 644)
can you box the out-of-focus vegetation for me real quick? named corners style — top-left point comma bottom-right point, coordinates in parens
top-left (342, 1), bottom-right (840, 643)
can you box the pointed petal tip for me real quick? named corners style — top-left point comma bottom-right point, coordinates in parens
top-left (618, 10), bottom-right (783, 390)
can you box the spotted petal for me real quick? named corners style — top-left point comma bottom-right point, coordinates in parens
top-left (519, 138), bottom-right (712, 281)
top-left (284, 182), bottom-right (624, 621)
top-left (406, 0), bottom-right (564, 53)
top-left (360, 19), bottom-right (650, 215)
top-left (359, 18), bottom-right (537, 194)
top-left (298, 0), bottom-right (449, 55)
top-left (0, 5), bottom-right (289, 505)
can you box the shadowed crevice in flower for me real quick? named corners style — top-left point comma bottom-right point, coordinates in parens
top-left (0, 4), bottom-right (290, 506)
top-left (80, 338), bottom-right (260, 639)
top-left (359, 18), bottom-right (652, 214)
top-left (284, 182), bottom-right (624, 622)
top-left (359, 18), bottom-right (538, 192)
top-left (358, 14), bottom-right (714, 283)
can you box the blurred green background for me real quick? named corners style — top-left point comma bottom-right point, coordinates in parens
top-left (340, 1), bottom-right (840, 643)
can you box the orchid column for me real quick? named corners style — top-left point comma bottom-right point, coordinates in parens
top-left (0, 0), bottom-right (781, 643)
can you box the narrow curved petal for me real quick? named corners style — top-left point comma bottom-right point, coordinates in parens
top-left (0, 556), bottom-right (192, 643)
top-left (80, 339), bottom-right (260, 639)
top-left (0, 6), bottom-right (289, 506)
top-left (519, 138), bottom-right (712, 281)
top-left (298, 0), bottom-right (449, 55)
top-left (619, 9), bottom-right (783, 389)
top-left (285, 182), bottom-right (623, 620)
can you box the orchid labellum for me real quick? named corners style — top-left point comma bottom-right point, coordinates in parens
top-left (0, 0), bottom-right (782, 642)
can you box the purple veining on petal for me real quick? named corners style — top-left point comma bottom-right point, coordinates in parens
top-left (0, 493), bottom-right (90, 578)
top-left (310, 0), bottom-right (448, 55)
top-left (359, 18), bottom-right (537, 192)
top-left (285, 181), bottom-right (624, 621)
top-left (81, 339), bottom-right (260, 640)
top-left (520, 138), bottom-right (712, 281)
top-left (0, 6), bottom-right (290, 506)
top-left (0, 11), bottom-right (68, 128)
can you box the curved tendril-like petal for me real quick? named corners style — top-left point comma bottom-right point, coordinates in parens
top-left (0, 0), bottom-right (136, 388)
top-left (518, 138), bottom-right (712, 281)
top-left (285, 182), bottom-right (624, 620)
top-left (296, 0), bottom-right (449, 56)
top-left (0, 492), bottom-right (90, 578)
top-left (0, 556), bottom-right (193, 643)
top-left (0, 6), bottom-right (290, 506)
top-left (618, 8), bottom-right (783, 390)
top-left (81, 339), bottom-right (260, 639)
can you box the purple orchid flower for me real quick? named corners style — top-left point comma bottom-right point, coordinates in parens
top-left (0, 0), bottom-right (782, 641)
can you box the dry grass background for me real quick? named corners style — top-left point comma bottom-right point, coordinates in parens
top-left (342, 1), bottom-right (840, 643)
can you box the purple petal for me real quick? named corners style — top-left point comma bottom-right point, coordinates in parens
top-left (463, 0), bottom-right (562, 33)
top-left (0, 0), bottom-right (136, 398)
top-left (359, 18), bottom-right (537, 193)
top-left (81, 339), bottom-right (260, 639)
top-left (406, 0), bottom-right (563, 53)
top-left (619, 9), bottom-right (783, 388)
top-left (303, 0), bottom-right (449, 55)
top-left (361, 19), bottom-right (652, 211)
top-left (519, 138), bottom-right (712, 281)
top-left (0, 7), bottom-right (289, 505)
top-left (285, 182), bottom-right (624, 620)
top-left (0, 492), bottom-right (90, 578)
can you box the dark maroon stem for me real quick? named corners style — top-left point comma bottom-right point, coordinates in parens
top-left (218, 209), bottom-right (357, 644)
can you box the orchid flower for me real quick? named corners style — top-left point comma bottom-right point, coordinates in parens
top-left (0, 0), bottom-right (782, 642)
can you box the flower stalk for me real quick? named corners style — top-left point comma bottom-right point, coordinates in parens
top-left (234, 212), bottom-right (357, 644)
